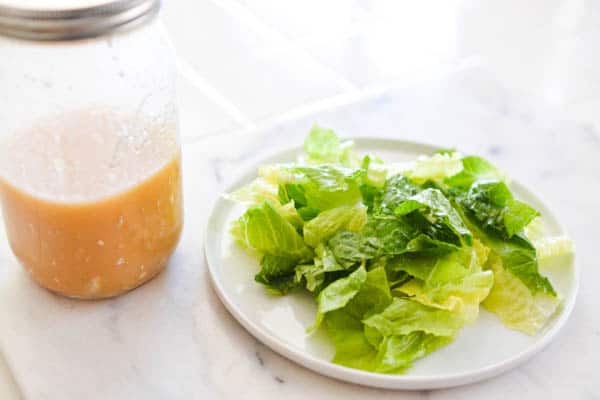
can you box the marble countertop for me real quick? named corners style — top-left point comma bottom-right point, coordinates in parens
top-left (0, 67), bottom-right (598, 399)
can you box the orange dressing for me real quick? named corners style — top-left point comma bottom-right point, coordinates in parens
top-left (0, 110), bottom-right (183, 298)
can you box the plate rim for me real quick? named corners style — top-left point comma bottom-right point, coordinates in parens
top-left (204, 137), bottom-right (579, 390)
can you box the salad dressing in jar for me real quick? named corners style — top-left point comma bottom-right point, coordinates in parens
top-left (0, 0), bottom-right (182, 298)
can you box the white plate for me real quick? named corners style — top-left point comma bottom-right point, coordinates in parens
top-left (205, 138), bottom-right (577, 390)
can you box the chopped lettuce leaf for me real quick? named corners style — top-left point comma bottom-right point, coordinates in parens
top-left (482, 253), bottom-right (561, 335)
top-left (313, 266), bottom-right (367, 330)
top-left (396, 243), bottom-right (494, 323)
top-left (295, 244), bottom-right (345, 292)
top-left (387, 253), bottom-right (438, 281)
top-left (258, 163), bottom-right (295, 185)
top-left (504, 199), bottom-right (540, 237)
top-left (363, 297), bottom-right (464, 338)
top-left (374, 333), bottom-right (452, 374)
top-left (535, 236), bottom-right (574, 261)
top-left (444, 156), bottom-right (505, 188)
top-left (394, 188), bottom-right (472, 244)
top-left (343, 266), bottom-right (392, 319)
top-left (278, 165), bottom-right (364, 211)
top-left (304, 125), bottom-right (341, 164)
top-left (293, 165), bottom-right (363, 192)
top-left (328, 230), bottom-right (381, 268)
top-left (459, 180), bottom-right (539, 238)
top-left (325, 309), bottom-right (379, 370)
top-left (361, 154), bottom-right (387, 188)
top-left (233, 201), bottom-right (312, 260)
top-left (489, 234), bottom-right (555, 296)
top-left (376, 175), bottom-right (421, 215)
top-left (409, 153), bottom-right (463, 182)
top-left (328, 275), bottom-right (458, 373)
top-left (453, 195), bottom-right (556, 296)
top-left (294, 263), bottom-right (323, 292)
top-left (226, 177), bottom-right (304, 228)
top-left (255, 255), bottom-right (299, 295)
top-left (325, 267), bottom-right (394, 371)
top-left (404, 234), bottom-right (460, 255)
top-left (523, 217), bottom-right (545, 241)
top-left (362, 217), bottom-right (419, 255)
top-left (339, 141), bottom-right (361, 168)
top-left (384, 264), bottom-right (412, 288)
top-left (303, 203), bottom-right (367, 247)
top-left (303, 125), bottom-right (359, 167)
top-left (225, 177), bottom-right (279, 205)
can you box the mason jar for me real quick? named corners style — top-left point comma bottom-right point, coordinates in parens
top-left (0, 0), bottom-right (183, 299)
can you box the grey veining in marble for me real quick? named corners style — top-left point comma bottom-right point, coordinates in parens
top-left (0, 67), bottom-right (598, 399)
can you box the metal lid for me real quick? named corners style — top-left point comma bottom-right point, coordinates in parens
top-left (0, 0), bottom-right (160, 41)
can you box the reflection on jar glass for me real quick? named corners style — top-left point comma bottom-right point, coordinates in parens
top-left (0, 0), bottom-right (183, 299)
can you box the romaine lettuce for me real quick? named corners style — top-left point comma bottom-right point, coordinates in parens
top-left (482, 253), bottom-right (561, 335)
top-left (227, 126), bottom-right (573, 373)
top-left (303, 203), bottom-right (367, 247)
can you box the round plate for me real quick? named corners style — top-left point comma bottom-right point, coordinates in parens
top-left (204, 138), bottom-right (577, 390)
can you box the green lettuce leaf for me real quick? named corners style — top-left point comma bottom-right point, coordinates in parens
top-left (226, 177), bottom-right (280, 205)
top-left (226, 177), bottom-right (304, 228)
top-left (328, 230), bottom-right (381, 268)
top-left (394, 188), bottom-right (472, 244)
top-left (255, 254), bottom-right (300, 295)
top-left (395, 242), bottom-right (494, 323)
top-left (373, 333), bottom-right (452, 374)
top-left (312, 266), bottom-right (367, 330)
top-left (362, 216), bottom-right (461, 258)
top-left (404, 234), bottom-right (461, 255)
top-left (444, 156), bottom-right (504, 188)
top-left (295, 244), bottom-right (345, 292)
top-left (280, 165), bottom-right (364, 212)
top-left (523, 217), bottom-right (544, 241)
top-left (325, 309), bottom-right (379, 370)
top-left (327, 278), bottom-right (457, 373)
top-left (369, 178), bottom-right (472, 254)
top-left (294, 263), bottom-right (322, 292)
top-left (363, 297), bottom-right (464, 338)
top-left (386, 253), bottom-right (438, 281)
top-left (456, 205), bottom-right (556, 296)
top-left (232, 201), bottom-right (312, 260)
top-left (493, 234), bottom-right (556, 295)
top-left (303, 203), bottom-right (367, 248)
top-left (459, 180), bottom-right (539, 238)
top-left (361, 154), bottom-right (387, 188)
top-left (482, 252), bottom-right (561, 335)
top-left (343, 266), bottom-right (392, 319)
top-left (504, 199), bottom-right (540, 237)
top-left (303, 125), bottom-right (359, 167)
top-left (409, 153), bottom-right (463, 182)
top-left (324, 267), bottom-right (392, 370)
top-left (304, 125), bottom-right (341, 164)
top-left (534, 236), bottom-right (574, 261)
top-left (293, 166), bottom-right (363, 192)
top-left (375, 175), bottom-right (421, 216)
top-left (362, 217), bottom-right (419, 255)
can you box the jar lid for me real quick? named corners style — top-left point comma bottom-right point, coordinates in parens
top-left (0, 0), bottom-right (160, 41)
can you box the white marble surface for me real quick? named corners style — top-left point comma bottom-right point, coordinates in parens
top-left (160, 0), bottom-right (600, 139)
top-left (2, 0), bottom-right (600, 398)
top-left (0, 67), bottom-right (599, 399)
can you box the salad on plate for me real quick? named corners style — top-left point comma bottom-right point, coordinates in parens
top-left (226, 126), bottom-right (574, 374)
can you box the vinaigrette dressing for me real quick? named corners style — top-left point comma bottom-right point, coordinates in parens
top-left (0, 110), bottom-right (183, 298)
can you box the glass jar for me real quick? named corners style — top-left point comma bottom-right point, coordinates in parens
top-left (0, 0), bottom-right (183, 299)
